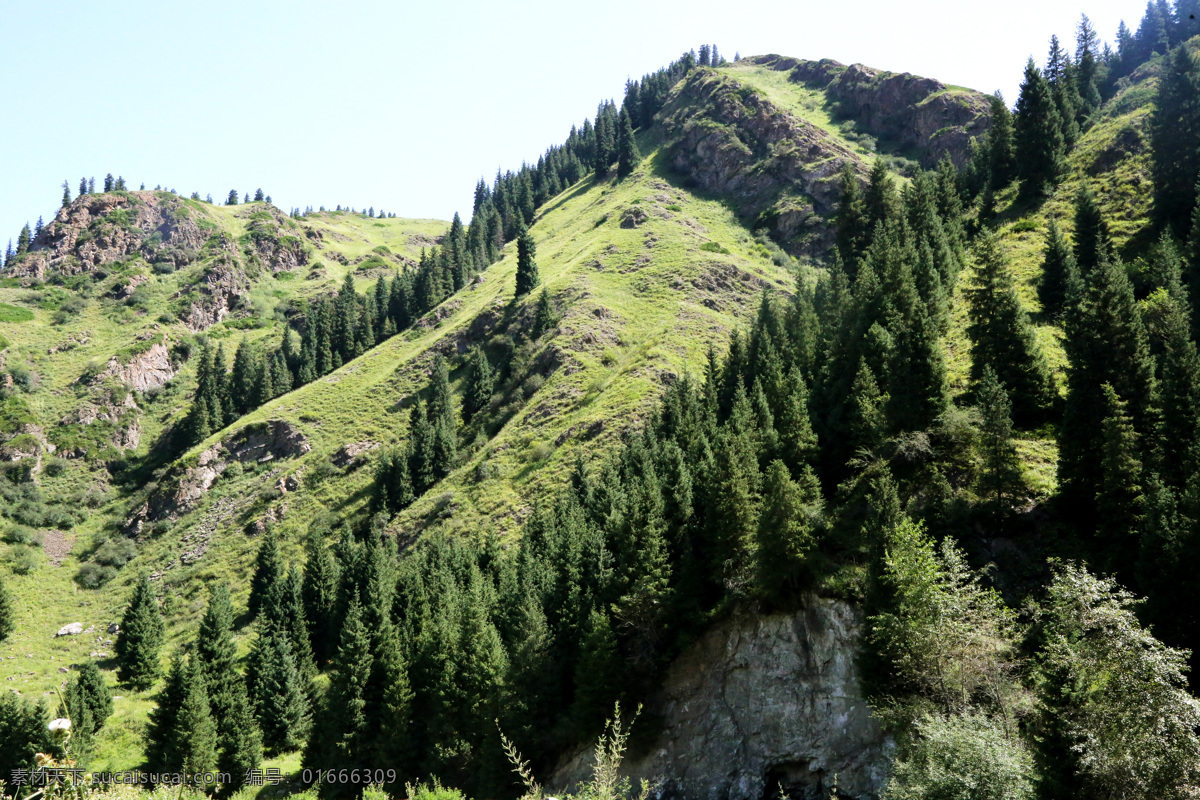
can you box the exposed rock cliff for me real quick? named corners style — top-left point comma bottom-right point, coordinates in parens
top-left (125, 420), bottom-right (310, 533)
top-left (98, 342), bottom-right (176, 392)
top-left (755, 55), bottom-right (991, 168)
top-left (552, 597), bottom-right (892, 800)
top-left (11, 191), bottom-right (204, 280)
top-left (659, 68), bottom-right (864, 256)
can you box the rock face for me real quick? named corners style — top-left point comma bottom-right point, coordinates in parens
top-left (126, 420), bottom-right (309, 532)
top-left (552, 598), bottom-right (892, 800)
top-left (11, 192), bottom-right (204, 281)
top-left (183, 259), bottom-right (250, 331)
top-left (660, 68), bottom-right (864, 256)
top-left (756, 55), bottom-right (990, 168)
top-left (98, 342), bottom-right (176, 392)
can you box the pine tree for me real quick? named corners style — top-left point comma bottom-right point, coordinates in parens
top-left (67, 660), bottom-right (112, 732)
top-left (708, 385), bottom-right (762, 587)
top-left (103, 174), bottom-right (114, 192)
top-left (986, 92), bottom-right (1016, 189)
top-left (967, 231), bottom-right (1056, 424)
top-left (144, 652), bottom-right (186, 771)
top-left (1038, 218), bottom-right (1079, 317)
top-left (1151, 43), bottom-right (1200, 234)
top-left (755, 459), bottom-right (819, 602)
top-left (1073, 184), bottom-right (1111, 274)
top-left (16, 224), bottom-right (31, 254)
top-left (226, 190), bottom-right (239, 205)
top-left (463, 345), bottom-right (494, 422)
top-left (1096, 384), bottom-right (1146, 553)
top-left (570, 609), bottom-right (625, 736)
top-left (115, 576), bottom-right (165, 690)
top-left (976, 367), bottom-right (1023, 510)
top-left (0, 576), bottom-right (13, 642)
top-left (306, 599), bottom-right (372, 772)
top-left (531, 289), bottom-right (555, 338)
top-left (218, 685), bottom-right (263, 789)
top-left (61, 180), bottom-right (71, 208)
top-left (835, 163), bottom-right (869, 273)
top-left (1014, 59), bottom-right (1065, 199)
top-left (249, 528), bottom-right (284, 621)
top-left (1060, 256), bottom-right (1159, 521)
top-left (616, 106), bottom-right (640, 179)
top-left (302, 526), bottom-right (342, 666)
top-left (886, 305), bottom-right (947, 433)
top-left (247, 623), bottom-right (311, 754)
top-left (593, 109), bottom-right (614, 178)
top-left (515, 227), bottom-right (539, 297)
top-left (194, 584), bottom-right (238, 719)
top-left (1155, 286), bottom-right (1200, 487)
top-left (174, 655), bottom-right (218, 776)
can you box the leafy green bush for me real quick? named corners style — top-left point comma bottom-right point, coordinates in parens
top-left (7, 546), bottom-right (41, 575)
top-left (698, 241), bottom-right (731, 254)
top-left (1, 525), bottom-right (41, 546)
top-left (43, 458), bottom-right (69, 478)
top-left (405, 778), bottom-right (467, 800)
top-left (76, 562), bottom-right (118, 588)
top-left (93, 538), bottom-right (138, 567)
top-left (884, 712), bottom-right (1035, 800)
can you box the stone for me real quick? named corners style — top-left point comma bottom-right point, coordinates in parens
top-left (551, 596), bottom-right (891, 800)
top-left (106, 623), bottom-right (120, 634)
top-left (57, 667), bottom-right (69, 674)
top-left (54, 623), bottom-right (84, 637)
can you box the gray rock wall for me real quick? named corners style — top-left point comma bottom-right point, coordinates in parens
top-left (553, 597), bottom-right (892, 800)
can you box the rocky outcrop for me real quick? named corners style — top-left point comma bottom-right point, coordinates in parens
top-left (182, 260), bottom-right (250, 331)
top-left (748, 55), bottom-right (990, 168)
top-left (125, 420), bottom-right (309, 532)
top-left (97, 342), bottom-right (176, 392)
top-left (240, 206), bottom-right (311, 273)
top-left (660, 69), bottom-right (866, 256)
top-left (552, 598), bottom-right (891, 800)
top-left (11, 192), bottom-right (204, 280)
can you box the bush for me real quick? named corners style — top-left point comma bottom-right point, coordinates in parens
top-left (76, 562), bottom-right (118, 588)
top-left (51, 295), bottom-right (87, 324)
top-left (405, 778), bottom-right (466, 800)
top-left (884, 712), bottom-right (1035, 800)
top-left (699, 241), bottom-right (731, 254)
top-left (8, 366), bottom-right (38, 393)
top-left (43, 458), bottom-right (69, 477)
top-left (1, 526), bottom-right (41, 546)
top-left (93, 538), bottom-right (138, 567)
top-left (7, 546), bottom-right (41, 575)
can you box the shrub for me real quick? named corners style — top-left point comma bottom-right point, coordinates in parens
top-left (1, 526), bottom-right (41, 546)
top-left (699, 241), bottom-right (731, 254)
top-left (43, 458), bottom-right (69, 477)
top-left (76, 562), bottom-right (118, 589)
top-left (7, 546), bottom-right (41, 575)
top-left (93, 538), bottom-right (138, 567)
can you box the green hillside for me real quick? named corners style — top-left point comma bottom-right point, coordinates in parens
top-left (1, 19), bottom-right (1200, 800)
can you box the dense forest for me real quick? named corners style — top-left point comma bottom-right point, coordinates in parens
top-left (3, 3), bottom-right (1200, 800)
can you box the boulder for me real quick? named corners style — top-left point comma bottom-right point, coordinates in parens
top-left (107, 623), bottom-right (120, 634)
top-left (54, 623), bottom-right (84, 637)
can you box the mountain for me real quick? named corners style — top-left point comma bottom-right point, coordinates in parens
top-left (1, 18), bottom-right (1200, 800)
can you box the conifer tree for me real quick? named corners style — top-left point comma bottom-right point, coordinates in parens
top-left (1097, 384), bottom-right (1146, 552)
top-left (1038, 218), bottom-right (1078, 317)
top-left (1155, 286), bottom-right (1200, 487)
top-left (593, 109), bottom-right (614, 178)
top-left (0, 576), bottom-right (13, 642)
top-left (755, 459), bottom-right (818, 602)
top-left (67, 660), bottom-right (112, 732)
top-left (174, 656), bottom-right (218, 776)
top-left (515, 227), bottom-right (539, 297)
top-left (306, 599), bottom-right (372, 773)
top-left (835, 163), bottom-right (869, 274)
top-left (249, 528), bottom-right (284, 621)
top-left (616, 107), bottom-right (640, 179)
top-left (219, 686), bottom-right (263, 789)
top-left (1060, 256), bottom-right (1159, 520)
top-left (532, 288), bottom-right (555, 338)
top-left (709, 385), bottom-right (762, 587)
top-left (144, 653), bottom-right (186, 771)
top-left (61, 180), bottom-right (71, 208)
top-left (1073, 185), bottom-right (1111, 274)
top-left (886, 305), bottom-right (947, 433)
top-left (226, 190), bottom-right (238, 205)
top-left (986, 92), bottom-right (1016, 189)
top-left (1150, 43), bottom-right (1200, 234)
top-left (776, 366), bottom-right (819, 477)
top-left (302, 525), bottom-right (342, 666)
top-left (967, 231), bottom-right (1056, 424)
top-left (847, 361), bottom-right (887, 463)
top-left (247, 623), bottom-right (311, 754)
top-left (976, 367), bottom-right (1023, 510)
top-left (115, 576), bottom-right (165, 690)
top-left (570, 608), bottom-right (625, 735)
top-left (16, 224), bottom-right (31, 254)
top-left (463, 345), bottom-right (494, 422)
top-left (1014, 59), bottom-right (1065, 199)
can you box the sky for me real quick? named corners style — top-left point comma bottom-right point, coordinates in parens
top-left (0, 0), bottom-right (1151, 243)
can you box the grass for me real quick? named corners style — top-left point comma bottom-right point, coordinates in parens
top-left (0, 301), bottom-right (34, 322)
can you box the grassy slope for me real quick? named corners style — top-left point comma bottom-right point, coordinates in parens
top-left (0, 143), bottom-right (793, 770)
top-left (0, 203), bottom-right (447, 770)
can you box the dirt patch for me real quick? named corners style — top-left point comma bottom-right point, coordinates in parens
top-left (42, 530), bottom-right (74, 567)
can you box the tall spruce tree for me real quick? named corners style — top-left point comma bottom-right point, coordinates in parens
top-left (986, 92), bottom-right (1016, 190)
top-left (115, 576), bottom-right (165, 690)
top-left (1014, 59), bottom-right (1065, 199)
top-left (463, 345), bottom-right (494, 422)
top-left (1096, 384), bottom-right (1147, 558)
top-left (967, 231), bottom-right (1056, 424)
top-left (0, 576), bottom-right (13, 642)
top-left (249, 527), bottom-right (284, 621)
top-left (1150, 44), bottom-right (1200, 234)
top-left (976, 367), bottom-right (1023, 510)
top-left (754, 459), bottom-right (819, 602)
top-left (1038, 218), bottom-right (1079, 317)
top-left (616, 106), bottom-right (641, 179)
top-left (1073, 184), bottom-right (1112, 274)
top-left (515, 227), bottom-right (539, 297)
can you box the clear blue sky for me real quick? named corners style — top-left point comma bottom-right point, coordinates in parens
top-left (0, 0), bottom-right (1146, 243)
